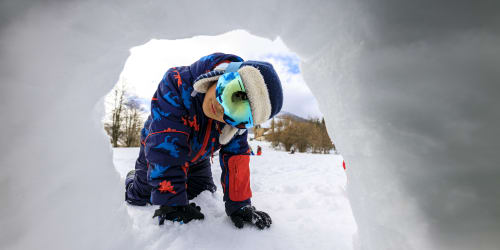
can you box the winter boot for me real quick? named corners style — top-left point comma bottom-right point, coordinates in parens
top-left (125, 170), bottom-right (151, 206)
top-left (125, 169), bottom-right (135, 189)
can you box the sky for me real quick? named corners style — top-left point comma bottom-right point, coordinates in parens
top-left (107, 29), bottom-right (323, 120)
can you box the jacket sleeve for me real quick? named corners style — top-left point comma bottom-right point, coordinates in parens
top-left (219, 130), bottom-right (253, 215)
top-left (144, 68), bottom-right (192, 206)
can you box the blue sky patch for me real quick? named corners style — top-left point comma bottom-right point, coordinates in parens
top-left (263, 54), bottom-right (300, 74)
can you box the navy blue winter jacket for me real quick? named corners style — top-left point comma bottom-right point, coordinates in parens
top-left (141, 53), bottom-right (252, 215)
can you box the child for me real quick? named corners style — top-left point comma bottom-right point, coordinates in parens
top-left (125, 53), bottom-right (283, 229)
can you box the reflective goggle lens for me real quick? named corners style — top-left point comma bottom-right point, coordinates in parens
top-left (215, 72), bottom-right (254, 129)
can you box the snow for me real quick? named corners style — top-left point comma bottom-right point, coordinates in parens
top-left (113, 141), bottom-right (356, 250)
top-left (2, 1), bottom-right (500, 249)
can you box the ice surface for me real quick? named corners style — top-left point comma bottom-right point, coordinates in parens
top-left (1, 0), bottom-right (499, 250)
top-left (113, 141), bottom-right (356, 250)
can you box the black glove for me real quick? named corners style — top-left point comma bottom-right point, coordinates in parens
top-left (230, 205), bottom-right (272, 229)
top-left (152, 203), bottom-right (204, 225)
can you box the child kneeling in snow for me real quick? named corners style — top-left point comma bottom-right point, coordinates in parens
top-left (125, 53), bottom-right (283, 229)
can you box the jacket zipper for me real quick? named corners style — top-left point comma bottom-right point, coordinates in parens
top-left (191, 118), bottom-right (213, 163)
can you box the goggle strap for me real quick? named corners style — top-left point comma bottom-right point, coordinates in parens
top-left (225, 62), bottom-right (243, 73)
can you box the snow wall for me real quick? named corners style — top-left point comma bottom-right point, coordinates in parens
top-left (1, 0), bottom-right (499, 249)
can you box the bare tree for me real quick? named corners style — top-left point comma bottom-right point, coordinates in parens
top-left (107, 84), bottom-right (126, 147)
top-left (266, 118), bottom-right (282, 149)
top-left (121, 96), bottom-right (144, 147)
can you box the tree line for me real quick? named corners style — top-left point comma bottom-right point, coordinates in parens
top-left (265, 116), bottom-right (336, 154)
top-left (104, 83), bottom-right (145, 147)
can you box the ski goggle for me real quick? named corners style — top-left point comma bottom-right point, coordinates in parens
top-left (215, 71), bottom-right (254, 129)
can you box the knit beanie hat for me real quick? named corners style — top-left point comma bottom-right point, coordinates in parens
top-left (193, 61), bottom-right (283, 144)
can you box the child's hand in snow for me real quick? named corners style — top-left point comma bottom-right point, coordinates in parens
top-left (230, 205), bottom-right (272, 230)
top-left (152, 203), bottom-right (204, 225)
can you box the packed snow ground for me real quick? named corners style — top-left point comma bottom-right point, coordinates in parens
top-left (113, 140), bottom-right (357, 250)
